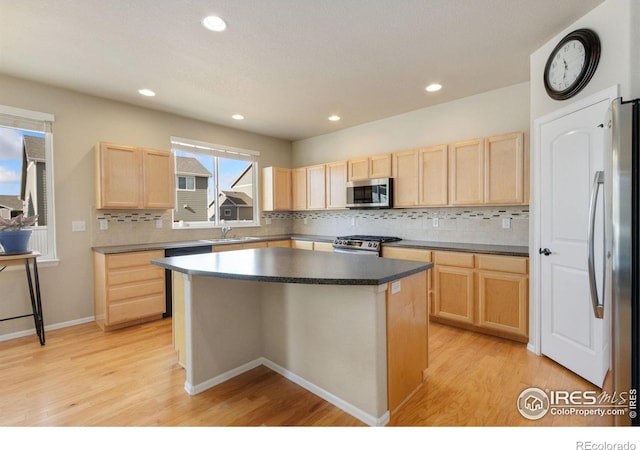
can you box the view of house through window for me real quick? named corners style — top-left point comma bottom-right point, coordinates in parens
top-left (0, 124), bottom-right (54, 258)
top-left (171, 137), bottom-right (259, 227)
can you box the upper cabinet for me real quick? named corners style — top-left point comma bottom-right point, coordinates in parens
top-left (292, 167), bottom-right (308, 211)
top-left (95, 142), bottom-right (175, 210)
top-left (262, 167), bottom-right (292, 211)
top-left (392, 149), bottom-right (419, 208)
top-left (348, 153), bottom-right (392, 180)
top-left (484, 132), bottom-right (525, 205)
top-left (449, 138), bottom-right (485, 206)
top-left (306, 164), bottom-right (327, 210)
top-left (419, 144), bottom-right (448, 206)
top-left (449, 132), bottom-right (526, 207)
top-left (325, 161), bottom-right (347, 209)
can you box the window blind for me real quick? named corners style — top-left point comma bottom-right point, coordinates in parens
top-left (0, 105), bottom-right (54, 133)
top-left (170, 136), bottom-right (259, 162)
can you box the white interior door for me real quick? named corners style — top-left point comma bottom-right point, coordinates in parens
top-left (539, 97), bottom-right (611, 388)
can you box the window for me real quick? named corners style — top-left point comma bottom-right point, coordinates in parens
top-left (0, 105), bottom-right (56, 261)
top-left (171, 137), bottom-right (260, 228)
top-left (177, 176), bottom-right (195, 191)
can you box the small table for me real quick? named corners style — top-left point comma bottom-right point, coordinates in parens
top-left (0, 251), bottom-right (45, 345)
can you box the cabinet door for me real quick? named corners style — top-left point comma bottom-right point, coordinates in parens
top-left (392, 149), bottom-right (419, 207)
top-left (419, 145), bottom-right (448, 206)
top-left (142, 148), bottom-right (175, 209)
top-left (291, 240), bottom-right (314, 250)
top-left (477, 271), bottom-right (528, 337)
top-left (96, 143), bottom-right (142, 209)
top-left (449, 138), bottom-right (484, 205)
top-left (325, 161), bottom-right (347, 209)
top-left (370, 153), bottom-right (392, 178)
top-left (262, 167), bottom-right (292, 211)
top-left (306, 164), bottom-right (326, 210)
top-left (348, 157), bottom-right (369, 181)
top-left (312, 241), bottom-right (334, 252)
top-left (292, 168), bottom-right (308, 210)
top-left (433, 265), bottom-right (474, 324)
top-left (484, 132), bottom-right (525, 205)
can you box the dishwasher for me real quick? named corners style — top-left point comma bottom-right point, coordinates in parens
top-left (163, 243), bottom-right (212, 317)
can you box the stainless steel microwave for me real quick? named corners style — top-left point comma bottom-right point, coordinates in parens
top-left (346, 178), bottom-right (393, 209)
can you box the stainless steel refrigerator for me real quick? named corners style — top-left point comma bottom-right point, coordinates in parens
top-left (608, 97), bottom-right (639, 426)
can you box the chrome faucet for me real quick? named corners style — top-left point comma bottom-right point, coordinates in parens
top-left (221, 225), bottom-right (232, 238)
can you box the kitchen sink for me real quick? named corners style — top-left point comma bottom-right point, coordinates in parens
top-left (212, 237), bottom-right (261, 243)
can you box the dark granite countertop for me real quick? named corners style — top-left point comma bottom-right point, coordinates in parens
top-left (92, 240), bottom-right (216, 254)
top-left (92, 234), bottom-right (528, 257)
top-left (151, 247), bottom-right (433, 286)
top-left (383, 240), bottom-right (529, 257)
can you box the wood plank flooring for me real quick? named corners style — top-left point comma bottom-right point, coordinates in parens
top-left (0, 317), bottom-right (613, 426)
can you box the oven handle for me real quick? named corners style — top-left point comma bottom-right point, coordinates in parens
top-left (332, 248), bottom-right (379, 256)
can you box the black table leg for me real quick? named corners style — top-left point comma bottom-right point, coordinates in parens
top-left (24, 258), bottom-right (45, 345)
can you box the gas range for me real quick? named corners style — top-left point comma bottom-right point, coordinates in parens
top-left (332, 235), bottom-right (402, 256)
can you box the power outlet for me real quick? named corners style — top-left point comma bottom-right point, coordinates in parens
top-left (502, 218), bottom-right (511, 229)
top-left (99, 219), bottom-right (109, 230)
top-left (432, 217), bottom-right (439, 228)
top-left (265, 217), bottom-right (272, 225)
top-left (303, 218), bottom-right (308, 225)
top-left (155, 219), bottom-right (163, 229)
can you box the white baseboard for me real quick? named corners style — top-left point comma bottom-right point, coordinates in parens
top-left (0, 316), bottom-right (95, 342)
top-left (184, 356), bottom-right (390, 427)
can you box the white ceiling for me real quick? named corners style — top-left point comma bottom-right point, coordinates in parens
top-left (0, 0), bottom-right (603, 141)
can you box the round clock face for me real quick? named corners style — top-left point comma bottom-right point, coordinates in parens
top-left (544, 29), bottom-right (600, 100)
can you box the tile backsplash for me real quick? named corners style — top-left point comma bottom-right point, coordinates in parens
top-left (91, 206), bottom-right (528, 247)
top-left (286, 205), bottom-right (529, 246)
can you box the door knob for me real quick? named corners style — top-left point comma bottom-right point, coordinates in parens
top-left (539, 248), bottom-right (552, 256)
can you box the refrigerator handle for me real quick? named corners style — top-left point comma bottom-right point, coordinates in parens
top-left (588, 170), bottom-right (605, 319)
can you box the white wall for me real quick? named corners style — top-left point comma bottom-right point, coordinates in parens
top-left (0, 74), bottom-right (292, 337)
top-left (530, 0), bottom-right (639, 121)
top-left (292, 82), bottom-right (530, 166)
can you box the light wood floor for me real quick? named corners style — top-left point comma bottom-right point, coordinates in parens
top-left (0, 318), bottom-right (613, 426)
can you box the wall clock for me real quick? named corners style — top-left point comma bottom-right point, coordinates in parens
top-left (543, 28), bottom-right (601, 101)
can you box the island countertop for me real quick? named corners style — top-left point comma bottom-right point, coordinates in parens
top-left (152, 246), bottom-right (432, 286)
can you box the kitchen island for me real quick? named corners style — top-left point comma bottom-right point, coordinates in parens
top-left (152, 247), bottom-right (432, 426)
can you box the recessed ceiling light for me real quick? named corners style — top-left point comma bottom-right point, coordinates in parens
top-left (138, 89), bottom-right (156, 97)
top-left (328, 115), bottom-right (341, 122)
top-left (425, 83), bottom-right (442, 92)
top-left (202, 15), bottom-right (227, 32)
top-left (232, 114), bottom-right (244, 120)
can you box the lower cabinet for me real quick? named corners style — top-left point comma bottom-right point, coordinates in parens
top-left (432, 251), bottom-right (529, 342)
top-left (383, 246), bottom-right (528, 343)
top-left (93, 250), bottom-right (165, 331)
top-left (290, 239), bottom-right (333, 251)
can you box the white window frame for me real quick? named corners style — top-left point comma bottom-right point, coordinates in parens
top-left (0, 105), bottom-right (57, 264)
top-left (171, 136), bottom-right (260, 229)
top-left (177, 176), bottom-right (196, 191)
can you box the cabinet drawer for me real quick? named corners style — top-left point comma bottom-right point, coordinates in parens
top-left (108, 266), bottom-right (164, 285)
top-left (267, 240), bottom-right (291, 248)
top-left (477, 254), bottom-right (528, 274)
top-left (106, 250), bottom-right (164, 270)
top-left (291, 240), bottom-right (314, 250)
top-left (108, 279), bottom-right (164, 302)
top-left (433, 251), bottom-right (474, 268)
top-left (382, 247), bottom-right (431, 262)
top-left (313, 242), bottom-right (335, 252)
top-left (108, 294), bottom-right (165, 325)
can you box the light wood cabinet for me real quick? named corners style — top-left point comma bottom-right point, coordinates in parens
top-left (262, 167), bottom-right (292, 211)
top-left (448, 138), bottom-right (484, 205)
top-left (306, 164), bottom-right (326, 210)
top-left (325, 161), bottom-right (347, 209)
top-left (290, 239), bottom-right (333, 252)
top-left (430, 250), bottom-right (529, 342)
top-left (392, 149), bottom-right (419, 208)
top-left (212, 241), bottom-right (268, 252)
top-left (93, 250), bottom-right (165, 331)
top-left (381, 246), bottom-right (433, 314)
top-left (292, 167), bottom-right (308, 211)
top-left (95, 142), bottom-right (175, 210)
top-left (348, 154), bottom-right (392, 180)
top-left (266, 239), bottom-right (292, 248)
top-left (484, 132), bottom-right (525, 205)
top-left (386, 271), bottom-right (428, 414)
top-left (433, 252), bottom-right (475, 324)
top-left (419, 144), bottom-right (448, 206)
